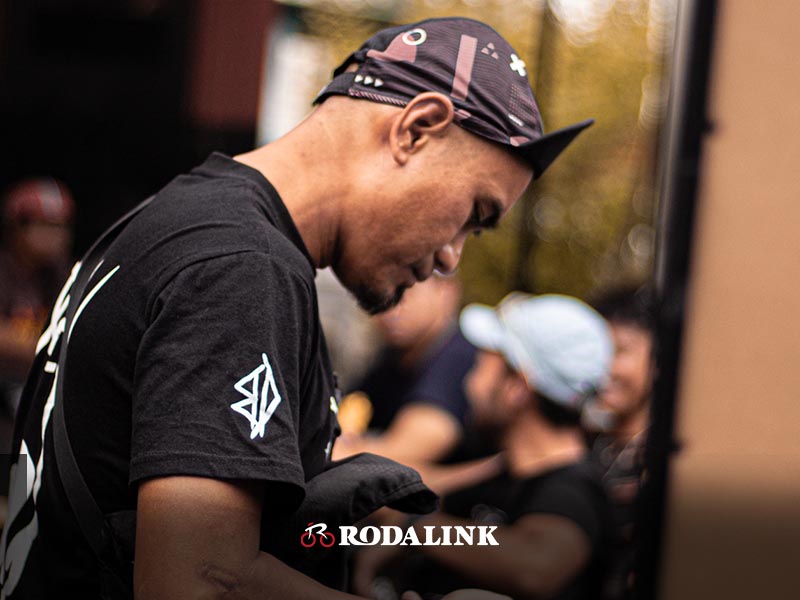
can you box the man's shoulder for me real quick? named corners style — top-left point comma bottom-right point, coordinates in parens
top-left (108, 171), bottom-right (314, 290)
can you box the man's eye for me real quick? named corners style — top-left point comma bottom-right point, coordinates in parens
top-left (467, 205), bottom-right (483, 234)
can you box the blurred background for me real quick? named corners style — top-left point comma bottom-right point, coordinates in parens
top-left (0, 0), bottom-right (676, 301)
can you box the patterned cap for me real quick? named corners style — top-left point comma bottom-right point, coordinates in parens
top-left (315, 17), bottom-right (593, 179)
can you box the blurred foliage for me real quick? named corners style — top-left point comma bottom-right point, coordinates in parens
top-left (288, 0), bottom-right (675, 304)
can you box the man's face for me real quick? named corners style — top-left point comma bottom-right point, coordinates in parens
top-left (598, 322), bottom-right (653, 419)
top-left (334, 129), bottom-right (532, 314)
top-left (465, 350), bottom-right (518, 433)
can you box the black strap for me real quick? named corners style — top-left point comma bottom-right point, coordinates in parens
top-left (51, 197), bottom-right (153, 559)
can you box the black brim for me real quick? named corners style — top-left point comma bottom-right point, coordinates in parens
top-left (515, 119), bottom-right (594, 179)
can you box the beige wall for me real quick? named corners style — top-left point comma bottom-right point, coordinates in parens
top-left (658, 1), bottom-right (800, 598)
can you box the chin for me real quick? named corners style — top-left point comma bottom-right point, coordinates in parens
top-left (353, 282), bottom-right (408, 315)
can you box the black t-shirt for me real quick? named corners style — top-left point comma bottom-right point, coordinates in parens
top-left (0, 153), bottom-right (340, 598)
top-left (355, 328), bottom-right (476, 432)
top-left (399, 460), bottom-right (611, 600)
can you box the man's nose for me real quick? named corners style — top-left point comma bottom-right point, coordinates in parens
top-left (434, 234), bottom-right (467, 275)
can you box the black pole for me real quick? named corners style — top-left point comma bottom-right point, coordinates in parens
top-left (634, 1), bottom-right (718, 597)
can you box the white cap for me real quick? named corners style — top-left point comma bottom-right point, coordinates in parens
top-left (459, 293), bottom-right (613, 410)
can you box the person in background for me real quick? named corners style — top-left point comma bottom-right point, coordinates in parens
top-left (0, 178), bottom-right (74, 526)
top-left (334, 275), bottom-right (476, 466)
top-left (588, 284), bottom-right (654, 600)
top-left (0, 178), bottom-right (74, 412)
top-left (355, 294), bottom-right (614, 600)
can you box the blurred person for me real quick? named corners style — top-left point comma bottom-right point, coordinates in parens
top-left (0, 178), bottom-right (74, 527)
top-left (334, 274), bottom-right (476, 465)
top-left (354, 294), bottom-right (614, 600)
top-left (587, 285), bottom-right (654, 599)
top-left (0, 18), bottom-right (593, 600)
top-left (0, 178), bottom-right (74, 412)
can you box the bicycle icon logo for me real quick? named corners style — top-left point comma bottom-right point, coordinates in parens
top-left (300, 522), bottom-right (336, 548)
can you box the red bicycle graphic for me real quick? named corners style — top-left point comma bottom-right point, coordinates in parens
top-left (300, 522), bottom-right (336, 548)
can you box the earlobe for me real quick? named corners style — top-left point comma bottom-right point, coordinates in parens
top-left (389, 92), bottom-right (455, 166)
top-left (506, 373), bottom-right (533, 409)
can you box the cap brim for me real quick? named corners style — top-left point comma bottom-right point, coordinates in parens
top-left (515, 118), bottom-right (594, 179)
top-left (459, 304), bottom-right (507, 353)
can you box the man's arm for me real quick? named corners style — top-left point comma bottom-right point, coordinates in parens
top-left (136, 477), bottom-right (494, 600)
top-left (333, 403), bottom-right (461, 464)
top-left (355, 512), bottom-right (591, 600)
top-left (419, 513), bottom-right (590, 599)
top-left (135, 476), bottom-right (363, 600)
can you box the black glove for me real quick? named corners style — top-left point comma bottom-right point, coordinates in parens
top-left (263, 452), bottom-right (438, 590)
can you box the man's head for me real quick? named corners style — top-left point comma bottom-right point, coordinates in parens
top-left (313, 18), bottom-right (592, 314)
top-left (460, 293), bottom-right (613, 433)
top-left (2, 177), bottom-right (74, 268)
top-left (591, 285), bottom-right (654, 426)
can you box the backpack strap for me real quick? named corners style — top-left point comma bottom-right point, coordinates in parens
top-left (51, 196), bottom-right (153, 559)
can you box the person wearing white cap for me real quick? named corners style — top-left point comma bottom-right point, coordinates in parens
top-left (355, 293), bottom-right (614, 600)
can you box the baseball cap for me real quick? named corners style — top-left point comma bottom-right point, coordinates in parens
top-left (314, 17), bottom-right (593, 179)
top-left (460, 293), bottom-right (613, 410)
top-left (3, 178), bottom-right (75, 225)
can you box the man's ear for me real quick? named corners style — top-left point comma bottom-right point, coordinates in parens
top-left (389, 92), bottom-right (455, 166)
top-left (503, 371), bottom-right (534, 411)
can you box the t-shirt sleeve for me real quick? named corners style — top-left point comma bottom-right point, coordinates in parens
top-left (520, 469), bottom-right (608, 552)
top-left (404, 331), bottom-right (476, 425)
top-left (129, 251), bottom-right (314, 503)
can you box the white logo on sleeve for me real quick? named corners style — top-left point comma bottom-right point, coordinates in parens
top-left (231, 353), bottom-right (283, 439)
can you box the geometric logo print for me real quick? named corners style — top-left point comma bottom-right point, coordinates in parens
top-left (481, 42), bottom-right (499, 59)
top-left (231, 353), bottom-right (282, 439)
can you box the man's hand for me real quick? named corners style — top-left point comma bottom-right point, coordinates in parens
top-left (352, 540), bottom-right (406, 596)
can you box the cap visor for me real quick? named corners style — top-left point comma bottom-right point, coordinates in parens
top-left (459, 304), bottom-right (507, 353)
top-left (516, 118), bottom-right (594, 179)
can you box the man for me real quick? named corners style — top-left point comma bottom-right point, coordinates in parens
top-left (356, 294), bottom-right (612, 600)
top-left (334, 275), bottom-right (476, 465)
top-left (588, 285), bottom-right (654, 599)
top-left (0, 17), bottom-right (592, 599)
top-left (354, 294), bottom-right (614, 600)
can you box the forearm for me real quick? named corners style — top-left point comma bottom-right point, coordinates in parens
top-left (413, 455), bottom-right (502, 496)
top-left (178, 551), bottom-right (363, 600)
top-left (135, 476), bottom-right (366, 600)
top-left (409, 514), bottom-right (558, 600)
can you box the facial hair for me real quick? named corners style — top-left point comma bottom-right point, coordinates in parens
top-left (355, 283), bottom-right (408, 315)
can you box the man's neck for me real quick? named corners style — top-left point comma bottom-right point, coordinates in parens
top-left (234, 112), bottom-right (352, 269)
top-left (503, 412), bottom-right (586, 478)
